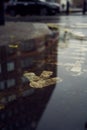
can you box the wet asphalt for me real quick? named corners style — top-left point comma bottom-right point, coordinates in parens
top-left (37, 15), bottom-right (87, 130)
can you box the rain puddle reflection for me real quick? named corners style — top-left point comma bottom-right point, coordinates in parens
top-left (0, 27), bottom-right (61, 130)
top-left (1, 17), bottom-right (87, 130)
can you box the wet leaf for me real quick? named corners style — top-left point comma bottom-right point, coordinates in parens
top-left (8, 44), bottom-right (18, 48)
top-left (23, 70), bottom-right (62, 88)
top-left (40, 70), bottom-right (53, 79)
top-left (23, 72), bottom-right (40, 81)
top-left (30, 77), bottom-right (62, 88)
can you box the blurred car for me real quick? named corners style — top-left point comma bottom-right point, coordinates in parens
top-left (6, 0), bottom-right (61, 16)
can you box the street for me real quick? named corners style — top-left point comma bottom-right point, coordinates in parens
top-left (1, 15), bottom-right (87, 130)
top-left (37, 15), bottom-right (87, 130)
top-left (5, 12), bottom-right (85, 23)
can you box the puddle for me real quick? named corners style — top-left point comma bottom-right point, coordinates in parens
top-left (0, 26), bottom-right (61, 130)
top-left (1, 19), bottom-right (87, 130)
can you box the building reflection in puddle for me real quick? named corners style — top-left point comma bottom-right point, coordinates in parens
top-left (0, 31), bottom-right (59, 130)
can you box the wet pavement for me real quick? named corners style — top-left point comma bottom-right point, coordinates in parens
top-left (37, 16), bottom-right (87, 130)
top-left (0, 16), bottom-right (87, 130)
top-left (0, 21), bottom-right (59, 130)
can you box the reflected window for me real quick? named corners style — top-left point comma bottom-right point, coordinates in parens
top-left (8, 126), bottom-right (13, 130)
top-left (0, 98), bottom-right (7, 104)
top-left (7, 79), bottom-right (15, 88)
top-left (15, 122), bottom-right (20, 127)
top-left (7, 62), bottom-right (15, 71)
top-left (21, 57), bottom-right (34, 68)
top-left (0, 64), bottom-right (1, 73)
top-left (1, 113), bottom-right (5, 120)
top-left (8, 110), bottom-right (12, 117)
top-left (22, 89), bottom-right (34, 97)
top-left (6, 46), bottom-right (16, 55)
top-left (14, 108), bottom-right (18, 114)
top-left (21, 76), bottom-right (29, 83)
top-left (1, 128), bottom-right (7, 130)
top-left (8, 95), bottom-right (16, 102)
top-left (0, 81), bottom-right (5, 90)
top-left (21, 40), bottom-right (35, 52)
